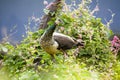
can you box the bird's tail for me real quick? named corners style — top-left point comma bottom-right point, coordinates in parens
top-left (76, 39), bottom-right (84, 47)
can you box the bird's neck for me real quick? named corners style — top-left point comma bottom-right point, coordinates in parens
top-left (41, 24), bottom-right (56, 41)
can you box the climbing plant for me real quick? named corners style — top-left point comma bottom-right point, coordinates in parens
top-left (0, 0), bottom-right (119, 80)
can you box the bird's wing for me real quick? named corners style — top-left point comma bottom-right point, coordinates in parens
top-left (53, 32), bottom-right (76, 50)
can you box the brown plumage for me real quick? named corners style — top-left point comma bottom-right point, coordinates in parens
top-left (53, 32), bottom-right (84, 50)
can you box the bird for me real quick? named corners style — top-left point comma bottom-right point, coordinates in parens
top-left (39, 22), bottom-right (84, 58)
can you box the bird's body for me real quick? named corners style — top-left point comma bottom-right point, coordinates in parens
top-left (40, 23), bottom-right (59, 55)
top-left (40, 23), bottom-right (84, 56)
top-left (53, 32), bottom-right (79, 50)
top-left (40, 35), bottom-right (59, 55)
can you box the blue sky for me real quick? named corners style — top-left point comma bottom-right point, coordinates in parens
top-left (0, 0), bottom-right (120, 43)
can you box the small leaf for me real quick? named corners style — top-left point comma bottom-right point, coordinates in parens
top-left (2, 47), bottom-right (8, 53)
top-left (44, 9), bottom-right (50, 15)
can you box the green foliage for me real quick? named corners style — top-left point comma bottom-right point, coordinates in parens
top-left (56, 1), bottom-right (114, 71)
top-left (113, 61), bottom-right (120, 80)
top-left (0, 0), bottom-right (119, 80)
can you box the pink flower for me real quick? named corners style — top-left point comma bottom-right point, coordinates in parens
top-left (113, 36), bottom-right (119, 42)
top-left (111, 35), bottom-right (120, 55)
top-left (111, 36), bottom-right (120, 47)
top-left (111, 40), bottom-right (115, 46)
top-left (115, 43), bottom-right (120, 47)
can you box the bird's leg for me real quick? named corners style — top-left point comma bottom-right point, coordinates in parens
top-left (50, 54), bottom-right (56, 63)
top-left (60, 49), bottom-right (68, 60)
top-left (64, 51), bottom-right (68, 59)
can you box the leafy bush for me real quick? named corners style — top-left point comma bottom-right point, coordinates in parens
top-left (113, 61), bottom-right (120, 80)
top-left (0, 0), bottom-right (119, 80)
top-left (56, 0), bottom-right (114, 71)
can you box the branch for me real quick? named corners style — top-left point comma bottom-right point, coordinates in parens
top-left (39, 0), bottom-right (63, 29)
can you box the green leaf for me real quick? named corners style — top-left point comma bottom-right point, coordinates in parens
top-left (1, 47), bottom-right (8, 53)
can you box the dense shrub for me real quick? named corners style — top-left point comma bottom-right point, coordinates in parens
top-left (0, 0), bottom-right (119, 80)
top-left (56, 0), bottom-right (114, 70)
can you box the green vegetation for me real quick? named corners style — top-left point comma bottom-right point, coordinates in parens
top-left (0, 0), bottom-right (120, 80)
